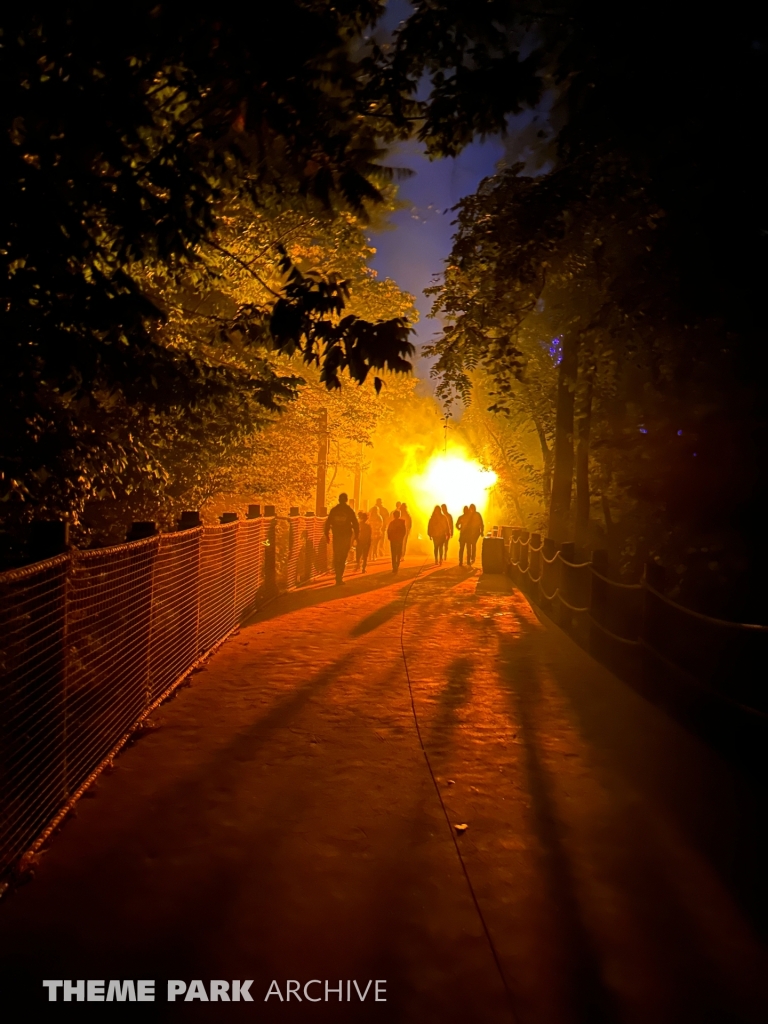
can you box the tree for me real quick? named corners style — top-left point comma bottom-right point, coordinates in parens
top-left (75, 184), bottom-right (418, 539)
top-left (0, 1), bottom-right (554, 531)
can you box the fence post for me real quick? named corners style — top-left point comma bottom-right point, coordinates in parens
top-left (177, 510), bottom-right (202, 531)
top-left (589, 549), bottom-right (609, 657)
top-left (126, 521), bottom-right (157, 541)
top-left (540, 538), bottom-right (557, 609)
top-left (557, 543), bottom-right (575, 629)
top-left (510, 528), bottom-right (520, 566)
top-left (530, 532), bottom-right (541, 573)
top-left (28, 520), bottom-right (69, 563)
top-left (645, 559), bottom-right (665, 592)
top-left (518, 530), bottom-right (529, 573)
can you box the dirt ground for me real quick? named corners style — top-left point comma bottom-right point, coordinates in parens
top-left (0, 555), bottom-right (766, 1022)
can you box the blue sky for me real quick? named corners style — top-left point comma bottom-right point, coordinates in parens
top-left (367, 137), bottom-right (505, 388)
top-left (365, 2), bottom-right (553, 391)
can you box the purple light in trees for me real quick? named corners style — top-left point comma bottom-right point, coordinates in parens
top-left (548, 337), bottom-right (562, 365)
top-left (639, 426), bottom-right (648, 434)
top-left (677, 429), bottom-right (683, 436)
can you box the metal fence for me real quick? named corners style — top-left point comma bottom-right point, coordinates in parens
top-left (505, 529), bottom-right (768, 722)
top-left (0, 513), bottom-right (329, 881)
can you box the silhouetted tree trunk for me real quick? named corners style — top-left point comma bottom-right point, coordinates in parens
top-left (532, 413), bottom-right (552, 509)
top-left (548, 332), bottom-right (579, 542)
top-left (574, 365), bottom-right (594, 550)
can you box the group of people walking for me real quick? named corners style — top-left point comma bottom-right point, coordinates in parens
top-left (322, 494), bottom-right (414, 584)
top-left (323, 493), bottom-right (485, 586)
top-left (427, 503), bottom-right (484, 566)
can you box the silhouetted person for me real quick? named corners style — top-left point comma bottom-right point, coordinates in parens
top-left (387, 509), bottom-right (406, 573)
top-left (356, 511), bottom-right (372, 573)
top-left (428, 505), bottom-right (449, 564)
top-left (368, 504), bottom-right (384, 559)
top-left (400, 502), bottom-right (412, 554)
top-left (465, 503), bottom-right (485, 566)
top-left (323, 492), bottom-right (359, 585)
top-left (374, 497), bottom-right (389, 528)
top-left (440, 503), bottom-right (454, 560)
top-left (456, 505), bottom-right (470, 566)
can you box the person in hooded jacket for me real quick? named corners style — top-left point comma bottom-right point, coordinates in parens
top-left (456, 505), bottom-right (470, 566)
top-left (427, 505), bottom-right (449, 564)
top-left (465, 503), bottom-right (485, 566)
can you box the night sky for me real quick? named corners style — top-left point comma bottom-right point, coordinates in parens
top-left (368, 136), bottom-right (504, 389)
top-left (367, 4), bottom-right (552, 391)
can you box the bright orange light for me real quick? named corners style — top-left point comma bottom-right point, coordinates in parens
top-left (400, 450), bottom-right (497, 522)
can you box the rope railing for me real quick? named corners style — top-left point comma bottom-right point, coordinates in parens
top-left (0, 510), bottom-right (329, 882)
top-left (504, 529), bottom-right (768, 721)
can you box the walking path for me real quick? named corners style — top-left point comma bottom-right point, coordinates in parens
top-left (0, 557), bottom-right (766, 1022)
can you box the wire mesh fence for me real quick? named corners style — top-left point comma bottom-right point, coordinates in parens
top-left (0, 512), bottom-right (327, 880)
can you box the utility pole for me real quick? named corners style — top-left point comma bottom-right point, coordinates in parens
top-left (316, 409), bottom-right (328, 516)
top-left (353, 441), bottom-right (363, 510)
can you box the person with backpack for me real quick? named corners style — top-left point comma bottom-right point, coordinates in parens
top-left (323, 492), bottom-right (359, 585)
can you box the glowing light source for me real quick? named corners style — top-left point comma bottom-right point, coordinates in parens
top-left (403, 452), bottom-right (497, 520)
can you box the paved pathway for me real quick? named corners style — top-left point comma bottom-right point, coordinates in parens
top-left (0, 557), bottom-right (766, 1022)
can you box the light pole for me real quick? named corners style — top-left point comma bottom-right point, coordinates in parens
top-left (316, 409), bottom-right (328, 516)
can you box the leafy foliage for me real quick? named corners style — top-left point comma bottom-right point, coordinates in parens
top-left (430, 145), bottom-right (765, 610)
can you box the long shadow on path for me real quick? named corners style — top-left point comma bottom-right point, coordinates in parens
top-left (242, 562), bottom-right (424, 627)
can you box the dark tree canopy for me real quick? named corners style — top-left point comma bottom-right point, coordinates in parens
top-left (0, 1), bottom-right (552, 522)
top-left (426, 1), bottom-right (768, 618)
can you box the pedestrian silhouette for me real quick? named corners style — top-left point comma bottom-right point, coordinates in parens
top-left (374, 497), bottom-right (389, 525)
top-left (387, 509), bottom-right (406, 573)
top-left (368, 504), bottom-right (384, 560)
top-left (400, 502), bottom-right (412, 555)
top-left (356, 511), bottom-right (372, 573)
top-left (428, 505), bottom-right (450, 564)
top-left (465, 503), bottom-right (485, 566)
top-left (456, 505), bottom-right (470, 566)
top-left (440, 503), bottom-right (454, 561)
top-left (323, 492), bottom-right (359, 585)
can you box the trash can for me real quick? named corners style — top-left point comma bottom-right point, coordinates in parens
top-left (481, 536), bottom-right (506, 574)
